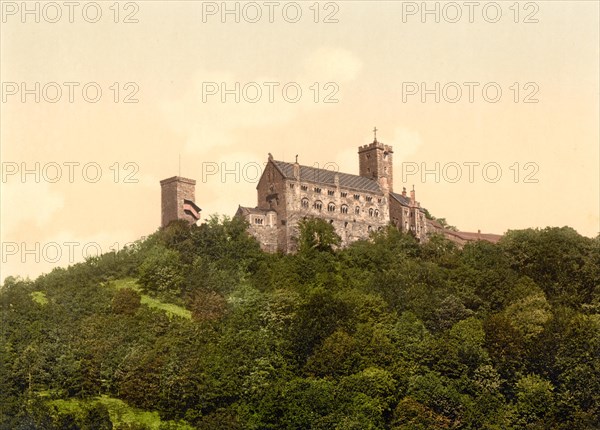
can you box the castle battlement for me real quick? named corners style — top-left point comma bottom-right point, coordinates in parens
top-left (358, 142), bottom-right (393, 153)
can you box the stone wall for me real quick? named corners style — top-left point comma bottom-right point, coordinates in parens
top-left (160, 176), bottom-right (197, 227)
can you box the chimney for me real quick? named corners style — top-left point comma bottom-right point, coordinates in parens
top-left (410, 185), bottom-right (415, 205)
top-left (402, 187), bottom-right (407, 197)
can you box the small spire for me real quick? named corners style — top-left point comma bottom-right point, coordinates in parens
top-left (295, 154), bottom-right (298, 163)
top-left (373, 126), bottom-right (378, 143)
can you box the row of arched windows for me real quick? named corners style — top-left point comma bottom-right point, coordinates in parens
top-left (301, 198), bottom-right (382, 218)
top-left (368, 208), bottom-right (380, 218)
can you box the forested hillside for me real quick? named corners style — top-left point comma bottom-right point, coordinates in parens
top-left (1, 217), bottom-right (599, 429)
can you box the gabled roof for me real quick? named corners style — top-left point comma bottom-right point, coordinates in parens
top-left (236, 206), bottom-right (272, 216)
top-left (271, 160), bottom-right (382, 194)
top-left (450, 230), bottom-right (503, 244)
top-left (390, 192), bottom-right (411, 206)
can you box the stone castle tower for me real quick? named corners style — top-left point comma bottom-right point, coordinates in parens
top-left (159, 176), bottom-right (201, 227)
top-left (358, 133), bottom-right (394, 194)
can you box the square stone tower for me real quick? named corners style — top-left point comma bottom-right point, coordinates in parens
top-left (160, 176), bottom-right (201, 227)
top-left (358, 138), bottom-right (394, 193)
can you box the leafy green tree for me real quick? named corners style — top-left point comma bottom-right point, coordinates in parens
top-left (111, 288), bottom-right (141, 315)
top-left (512, 374), bottom-right (556, 429)
top-left (138, 245), bottom-right (184, 300)
top-left (296, 217), bottom-right (341, 253)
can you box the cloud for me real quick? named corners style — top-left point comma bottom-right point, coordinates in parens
top-left (160, 47), bottom-right (364, 156)
top-left (0, 182), bottom-right (64, 237)
top-left (388, 126), bottom-right (423, 162)
top-left (302, 47), bottom-right (363, 83)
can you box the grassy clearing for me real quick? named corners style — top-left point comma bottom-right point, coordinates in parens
top-left (49, 395), bottom-right (194, 429)
top-left (30, 291), bottom-right (48, 305)
top-left (111, 278), bottom-right (191, 320)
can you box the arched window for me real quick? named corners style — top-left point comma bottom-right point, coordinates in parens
top-left (327, 202), bottom-right (336, 212)
top-left (369, 208), bottom-right (374, 217)
top-left (374, 209), bottom-right (379, 218)
top-left (301, 198), bottom-right (309, 209)
top-left (313, 200), bottom-right (323, 211)
top-left (341, 205), bottom-right (348, 214)
top-left (355, 206), bottom-right (360, 215)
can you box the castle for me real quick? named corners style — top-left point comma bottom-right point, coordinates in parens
top-left (160, 133), bottom-right (501, 251)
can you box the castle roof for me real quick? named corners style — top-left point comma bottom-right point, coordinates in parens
top-left (390, 192), bottom-right (411, 206)
top-left (271, 160), bottom-right (382, 193)
top-left (236, 205), bottom-right (273, 216)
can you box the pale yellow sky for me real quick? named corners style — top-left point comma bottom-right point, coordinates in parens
top-left (1, 1), bottom-right (599, 279)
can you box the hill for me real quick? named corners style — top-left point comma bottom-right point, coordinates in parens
top-left (1, 216), bottom-right (599, 429)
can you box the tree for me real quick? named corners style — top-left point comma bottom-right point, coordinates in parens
top-left (111, 288), bottom-right (141, 315)
top-left (138, 245), bottom-right (184, 300)
top-left (296, 217), bottom-right (341, 253)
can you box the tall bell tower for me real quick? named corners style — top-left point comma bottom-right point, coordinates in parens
top-left (358, 127), bottom-right (394, 193)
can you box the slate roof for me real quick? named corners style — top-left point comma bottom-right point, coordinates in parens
top-left (272, 160), bottom-right (382, 193)
top-left (450, 231), bottom-right (503, 244)
top-left (236, 206), bottom-right (272, 216)
top-left (390, 192), bottom-right (412, 206)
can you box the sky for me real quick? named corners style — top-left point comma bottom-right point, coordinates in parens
top-left (1, 0), bottom-right (599, 279)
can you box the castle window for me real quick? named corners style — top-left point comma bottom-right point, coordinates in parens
top-left (366, 196), bottom-right (372, 202)
top-left (281, 220), bottom-right (287, 225)
top-left (369, 208), bottom-right (374, 217)
top-left (328, 190), bottom-right (334, 196)
top-left (313, 200), bottom-right (323, 211)
top-left (354, 194), bottom-right (360, 200)
top-left (301, 185), bottom-right (308, 191)
top-left (327, 203), bottom-right (336, 212)
top-left (367, 154), bottom-right (371, 159)
top-left (341, 192), bottom-right (347, 197)
top-left (368, 225), bottom-right (372, 232)
top-left (254, 217), bottom-right (264, 225)
top-left (341, 205), bottom-right (348, 214)
top-left (378, 198), bottom-right (382, 203)
top-left (375, 209), bottom-right (379, 218)
top-left (301, 198), bottom-right (309, 209)
top-left (314, 187), bottom-right (321, 193)
top-left (289, 183), bottom-right (295, 189)
top-left (355, 206), bottom-right (360, 215)
top-left (344, 221), bottom-right (348, 228)
top-left (367, 167), bottom-right (371, 173)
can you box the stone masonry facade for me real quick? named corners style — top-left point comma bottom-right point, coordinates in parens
top-left (160, 176), bottom-right (201, 227)
top-left (236, 138), bottom-right (429, 253)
